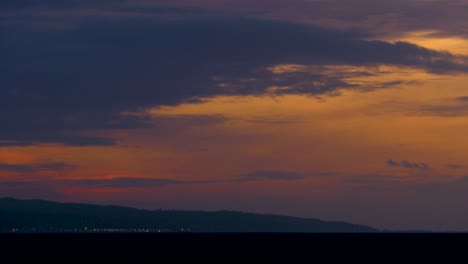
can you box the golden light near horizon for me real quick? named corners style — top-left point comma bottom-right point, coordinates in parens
top-left (396, 30), bottom-right (468, 55)
top-left (147, 65), bottom-right (468, 181)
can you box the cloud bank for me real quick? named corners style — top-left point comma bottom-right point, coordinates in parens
top-left (387, 160), bottom-right (430, 170)
top-left (2, 2), bottom-right (468, 147)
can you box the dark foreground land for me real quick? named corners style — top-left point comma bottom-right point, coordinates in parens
top-left (1, 198), bottom-right (467, 261)
top-left (0, 197), bottom-right (377, 233)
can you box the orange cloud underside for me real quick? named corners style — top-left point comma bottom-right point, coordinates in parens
top-left (2, 66), bottom-right (468, 184)
top-left (0, 151), bottom-right (36, 164)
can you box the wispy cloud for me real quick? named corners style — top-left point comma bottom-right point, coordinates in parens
top-left (0, 162), bottom-right (75, 173)
top-left (64, 178), bottom-right (181, 188)
top-left (0, 177), bottom-right (215, 189)
top-left (387, 160), bottom-right (430, 170)
top-left (447, 164), bottom-right (465, 170)
top-left (245, 170), bottom-right (306, 181)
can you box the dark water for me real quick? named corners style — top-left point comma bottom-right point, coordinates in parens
top-left (1, 233), bottom-right (468, 261)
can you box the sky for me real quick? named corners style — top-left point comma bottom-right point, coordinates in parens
top-left (2, 0), bottom-right (468, 231)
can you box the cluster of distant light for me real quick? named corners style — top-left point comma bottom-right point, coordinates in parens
top-left (2, 227), bottom-right (192, 233)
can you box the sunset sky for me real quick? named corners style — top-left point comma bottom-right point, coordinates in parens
top-left (2, 0), bottom-right (468, 231)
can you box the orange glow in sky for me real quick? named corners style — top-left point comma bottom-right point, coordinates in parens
top-left (2, 0), bottom-right (468, 231)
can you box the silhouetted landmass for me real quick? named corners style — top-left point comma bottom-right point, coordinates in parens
top-left (0, 197), bottom-right (378, 233)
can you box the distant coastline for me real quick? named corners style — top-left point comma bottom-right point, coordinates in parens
top-left (0, 197), bottom-right (378, 233)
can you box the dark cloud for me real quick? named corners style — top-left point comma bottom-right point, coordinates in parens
top-left (418, 97), bottom-right (468, 117)
top-left (242, 116), bottom-right (303, 125)
top-left (447, 164), bottom-right (465, 169)
top-left (0, 162), bottom-right (75, 172)
top-left (387, 160), bottom-right (430, 170)
top-left (150, 114), bottom-right (227, 130)
top-left (245, 171), bottom-right (305, 181)
top-left (0, 134), bottom-right (116, 147)
top-left (66, 178), bottom-right (180, 188)
top-left (0, 141), bottom-right (35, 147)
top-left (0, 177), bottom-right (214, 190)
top-left (455, 96), bottom-right (468, 102)
top-left (2, 3), bottom-right (468, 146)
top-left (172, 0), bottom-right (468, 39)
top-left (0, 0), bottom-right (125, 9)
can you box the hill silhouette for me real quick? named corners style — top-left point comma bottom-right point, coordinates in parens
top-left (0, 197), bottom-right (378, 233)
